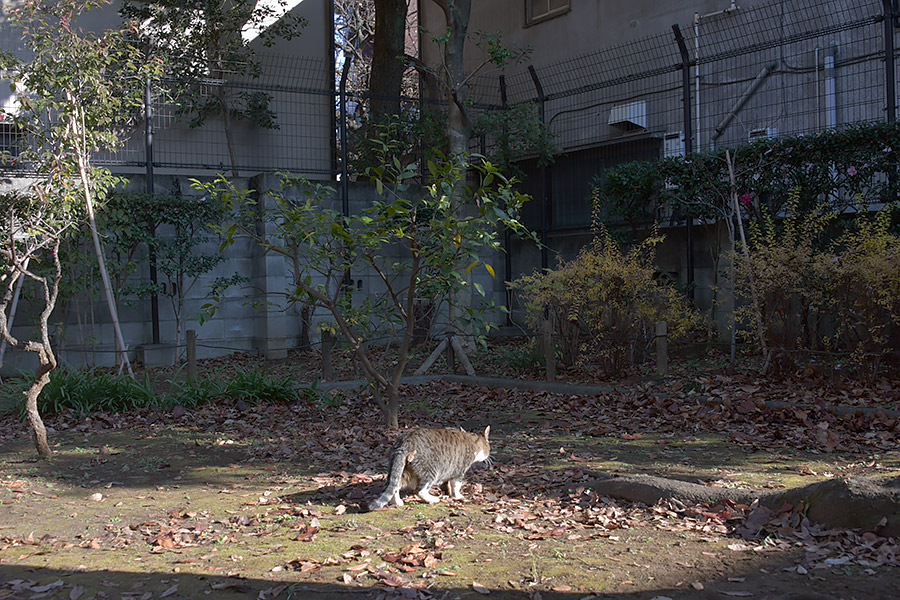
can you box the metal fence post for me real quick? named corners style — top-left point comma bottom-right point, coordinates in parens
top-left (672, 24), bottom-right (696, 301)
top-left (528, 65), bottom-right (550, 271)
top-left (144, 78), bottom-right (160, 345)
top-left (500, 74), bottom-right (513, 325)
top-left (883, 0), bottom-right (897, 202)
top-left (186, 329), bottom-right (197, 380)
top-left (884, 0), bottom-right (897, 123)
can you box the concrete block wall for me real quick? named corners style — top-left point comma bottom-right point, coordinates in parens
top-left (0, 174), bottom-right (518, 375)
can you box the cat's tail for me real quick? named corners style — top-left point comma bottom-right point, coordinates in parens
top-left (366, 449), bottom-right (414, 511)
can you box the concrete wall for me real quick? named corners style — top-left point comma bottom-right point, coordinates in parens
top-left (0, 176), bottom-right (513, 374)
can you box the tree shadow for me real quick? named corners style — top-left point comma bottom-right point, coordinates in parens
top-left (0, 554), bottom-right (895, 600)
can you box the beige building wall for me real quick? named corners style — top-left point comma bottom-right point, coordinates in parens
top-left (419, 1), bottom-right (755, 74)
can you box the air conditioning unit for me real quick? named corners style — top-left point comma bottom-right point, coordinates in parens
top-left (748, 127), bottom-right (777, 141)
top-left (663, 131), bottom-right (684, 158)
top-left (657, 202), bottom-right (675, 223)
top-left (608, 100), bottom-right (647, 130)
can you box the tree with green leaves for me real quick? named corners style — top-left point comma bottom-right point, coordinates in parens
top-left (120, 0), bottom-right (306, 176)
top-left (118, 194), bottom-right (227, 357)
top-left (0, 0), bottom-right (156, 457)
top-left (195, 144), bottom-right (532, 428)
top-left (0, 191), bottom-right (76, 459)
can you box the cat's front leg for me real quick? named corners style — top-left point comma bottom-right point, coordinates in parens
top-left (447, 479), bottom-right (464, 500)
top-left (392, 491), bottom-right (404, 506)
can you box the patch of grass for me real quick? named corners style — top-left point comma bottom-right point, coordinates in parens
top-left (222, 367), bottom-right (298, 405)
top-left (159, 377), bottom-right (226, 409)
top-left (2, 366), bottom-right (303, 418)
top-left (7, 369), bottom-right (157, 417)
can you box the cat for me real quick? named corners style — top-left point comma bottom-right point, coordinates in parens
top-left (366, 426), bottom-right (491, 511)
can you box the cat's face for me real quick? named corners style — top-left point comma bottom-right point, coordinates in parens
top-left (474, 425), bottom-right (491, 462)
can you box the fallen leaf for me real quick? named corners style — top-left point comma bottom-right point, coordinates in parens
top-left (472, 581), bottom-right (491, 594)
top-left (30, 581), bottom-right (64, 593)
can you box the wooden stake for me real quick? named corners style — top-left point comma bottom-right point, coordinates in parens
top-left (541, 319), bottom-right (556, 381)
top-left (186, 329), bottom-right (197, 380)
top-left (414, 338), bottom-right (449, 376)
top-left (656, 321), bottom-right (668, 377)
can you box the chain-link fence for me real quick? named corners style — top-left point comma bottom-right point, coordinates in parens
top-left (2, 0), bottom-right (894, 234)
top-left (470, 0), bottom-right (894, 247)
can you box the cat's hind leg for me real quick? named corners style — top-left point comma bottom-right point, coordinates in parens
top-left (415, 480), bottom-right (441, 504)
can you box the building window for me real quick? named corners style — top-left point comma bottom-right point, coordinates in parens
top-left (526, 0), bottom-right (570, 26)
top-left (0, 123), bottom-right (22, 164)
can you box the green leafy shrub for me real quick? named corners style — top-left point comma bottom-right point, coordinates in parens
top-left (733, 192), bottom-right (836, 364)
top-left (829, 205), bottom-right (900, 379)
top-left (732, 198), bottom-right (900, 379)
top-left (592, 120), bottom-right (900, 238)
top-left (511, 228), bottom-right (700, 376)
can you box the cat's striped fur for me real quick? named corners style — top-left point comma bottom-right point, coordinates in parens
top-left (367, 426), bottom-right (491, 510)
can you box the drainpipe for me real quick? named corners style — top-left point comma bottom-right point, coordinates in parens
top-left (339, 53), bottom-right (351, 290)
top-left (712, 63), bottom-right (777, 140)
top-left (825, 46), bottom-right (837, 129)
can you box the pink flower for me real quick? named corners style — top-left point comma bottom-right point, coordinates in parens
top-left (739, 193), bottom-right (753, 206)
top-left (846, 166), bottom-right (858, 176)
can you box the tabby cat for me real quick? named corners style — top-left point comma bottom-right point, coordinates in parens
top-left (367, 426), bottom-right (491, 511)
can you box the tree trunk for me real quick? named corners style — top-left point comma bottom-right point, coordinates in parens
top-left (217, 86), bottom-right (240, 178)
top-left (299, 303), bottom-right (312, 350)
top-left (383, 386), bottom-right (400, 429)
top-left (24, 361), bottom-right (53, 459)
top-left (370, 0), bottom-right (407, 120)
top-left (0, 246), bottom-right (61, 459)
top-left (70, 99), bottom-right (133, 376)
top-left (433, 0), bottom-right (472, 160)
top-left (726, 150), bottom-right (770, 372)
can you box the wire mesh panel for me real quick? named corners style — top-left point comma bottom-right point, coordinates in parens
top-left (97, 53), bottom-right (335, 177)
top-left (689, 0), bottom-right (885, 150)
top-left (467, 0), bottom-right (894, 237)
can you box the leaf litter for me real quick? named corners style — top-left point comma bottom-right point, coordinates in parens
top-left (0, 359), bottom-right (898, 596)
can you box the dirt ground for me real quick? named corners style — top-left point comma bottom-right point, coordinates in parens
top-left (2, 350), bottom-right (899, 600)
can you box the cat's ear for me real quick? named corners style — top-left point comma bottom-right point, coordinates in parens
top-left (483, 425), bottom-right (490, 439)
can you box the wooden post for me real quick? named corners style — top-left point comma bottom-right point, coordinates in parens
top-left (414, 338), bottom-right (449, 376)
top-left (541, 318), bottom-right (556, 381)
top-left (445, 332), bottom-right (456, 373)
top-left (186, 329), bottom-right (197, 380)
top-left (656, 321), bottom-right (668, 377)
top-left (449, 335), bottom-right (476, 377)
top-left (321, 330), bottom-right (335, 381)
